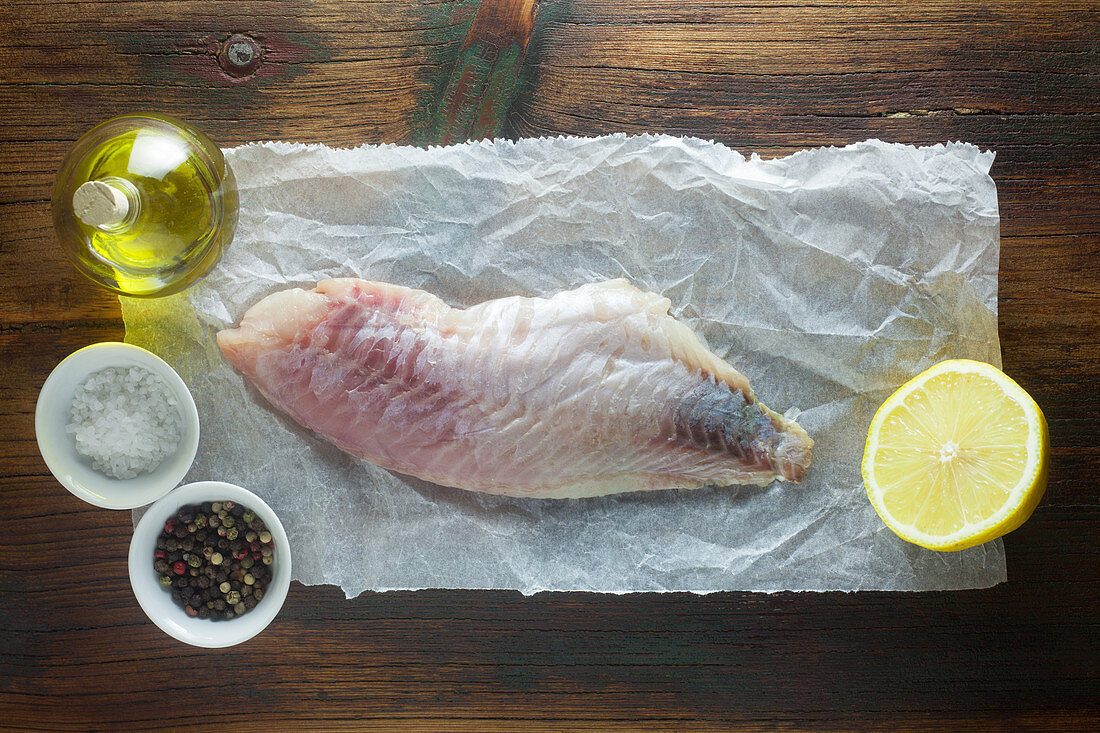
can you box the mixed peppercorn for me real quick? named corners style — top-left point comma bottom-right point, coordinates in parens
top-left (154, 501), bottom-right (274, 620)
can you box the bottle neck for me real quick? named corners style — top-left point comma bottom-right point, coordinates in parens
top-left (73, 177), bottom-right (140, 231)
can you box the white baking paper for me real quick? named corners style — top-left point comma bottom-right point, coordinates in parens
top-left (124, 135), bottom-right (1004, 595)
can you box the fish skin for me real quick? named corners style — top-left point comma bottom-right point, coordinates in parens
top-left (217, 278), bottom-right (813, 498)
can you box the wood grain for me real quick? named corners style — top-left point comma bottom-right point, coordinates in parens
top-left (0, 0), bottom-right (1097, 730)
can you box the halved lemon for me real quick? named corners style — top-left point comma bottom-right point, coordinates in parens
top-left (862, 359), bottom-right (1049, 551)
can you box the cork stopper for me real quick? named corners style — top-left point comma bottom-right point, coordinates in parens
top-left (73, 180), bottom-right (130, 228)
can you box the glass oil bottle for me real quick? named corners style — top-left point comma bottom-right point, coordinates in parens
top-left (52, 113), bottom-right (238, 297)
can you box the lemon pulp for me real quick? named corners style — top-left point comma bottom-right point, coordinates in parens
top-left (863, 359), bottom-right (1048, 551)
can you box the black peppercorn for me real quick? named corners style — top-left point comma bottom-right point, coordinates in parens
top-left (154, 500), bottom-right (275, 623)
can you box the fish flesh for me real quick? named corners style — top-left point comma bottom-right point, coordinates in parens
top-left (217, 278), bottom-right (813, 498)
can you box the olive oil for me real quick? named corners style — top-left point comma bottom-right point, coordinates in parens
top-left (53, 114), bottom-right (238, 297)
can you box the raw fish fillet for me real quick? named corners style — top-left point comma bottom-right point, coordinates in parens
top-left (217, 279), bottom-right (813, 498)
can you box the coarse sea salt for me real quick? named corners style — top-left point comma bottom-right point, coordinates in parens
top-left (66, 366), bottom-right (183, 480)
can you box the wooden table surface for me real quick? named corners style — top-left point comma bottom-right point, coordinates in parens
top-left (2, 1), bottom-right (1097, 730)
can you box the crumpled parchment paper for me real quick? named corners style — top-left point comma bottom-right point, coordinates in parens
top-left (124, 135), bottom-right (1004, 595)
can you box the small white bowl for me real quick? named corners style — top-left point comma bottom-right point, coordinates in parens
top-left (129, 481), bottom-right (292, 648)
top-left (35, 342), bottom-right (199, 510)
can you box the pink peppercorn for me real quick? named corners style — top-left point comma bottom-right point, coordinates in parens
top-left (154, 549), bottom-right (167, 560)
top-left (172, 561), bottom-right (187, 575)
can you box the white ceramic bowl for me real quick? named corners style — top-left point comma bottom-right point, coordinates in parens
top-left (129, 481), bottom-right (292, 648)
top-left (35, 342), bottom-right (200, 510)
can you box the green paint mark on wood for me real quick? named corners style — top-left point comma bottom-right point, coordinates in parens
top-left (425, 42), bottom-right (525, 145)
top-left (413, 0), bottom-right (540, 147)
